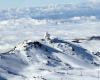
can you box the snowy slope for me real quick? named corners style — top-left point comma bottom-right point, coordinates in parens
top-left (0, 37), bottom-right (100, 80)
top-left (0, 3), bottom-right (100, 80)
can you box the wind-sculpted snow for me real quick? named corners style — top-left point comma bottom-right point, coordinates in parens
top-left (0, 38), bottom-right (100, 80)
top-left (0, 3), bottom-right (100, 80)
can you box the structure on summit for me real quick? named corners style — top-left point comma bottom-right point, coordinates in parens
top-left (44, 32), bottom-right (51, 41)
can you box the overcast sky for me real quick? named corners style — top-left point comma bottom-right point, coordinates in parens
top-left (0, 0), bottom-right (84, 9)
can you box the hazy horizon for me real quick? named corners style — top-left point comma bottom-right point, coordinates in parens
top-left (0, 0), bottom-right (84, 9)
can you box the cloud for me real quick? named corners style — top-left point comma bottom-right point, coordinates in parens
top-left (88, 0), bottom-right (100, 4)
top-left (83, 0), bottom-right (100, 8)
top-left (88, 0), bottom-right (99, 3)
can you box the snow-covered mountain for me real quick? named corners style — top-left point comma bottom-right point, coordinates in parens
top-left (0, 3), bottom-right (100, 80)
top-left (0, 37), bottom-right (100, 80)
